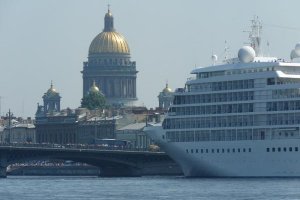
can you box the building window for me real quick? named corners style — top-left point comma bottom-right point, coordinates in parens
top-left (272, 147), bottom-right (275, 152)
top-left (295, 147), bottom-right (299, 152)
top-left (266, 148), bottom-right (270, 152)
top-left (186, 149), bottom-right (188, 153)
top-left (243, 148), bottom-right (246, 152)
top-left (206, 149), bottom-right (208, 153)
top-left (196, 149), bottom-right (199, 153)
top-left (278, 147), bottom-right (281, 152)
top-left (212, 149), bottom-right (214, 153)
top-left (249, 148), bottom-right (252, 152)
top-left (201, 149), bottom-right (204, 153)
top-left (191, 149), bottom-right (194, 153)
top-left (289, 147), bottom-right (293, 152)
top-left (283, 147), bottom-right (287, 152)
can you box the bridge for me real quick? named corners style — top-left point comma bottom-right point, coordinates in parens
top-left (0, 143), bottom-right (181, 178)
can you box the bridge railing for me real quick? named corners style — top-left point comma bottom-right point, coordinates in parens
top-left (0, 142), bottom-right (162, 152)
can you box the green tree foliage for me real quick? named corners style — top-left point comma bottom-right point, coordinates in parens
top-left (81, 92), bottom-right (106, 110)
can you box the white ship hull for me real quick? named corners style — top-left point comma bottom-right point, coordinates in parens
top-left (145, 125), bottom-right (300, 177)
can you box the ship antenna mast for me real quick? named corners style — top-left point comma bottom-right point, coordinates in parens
top-left (249, 16), bottom-right (262, 56)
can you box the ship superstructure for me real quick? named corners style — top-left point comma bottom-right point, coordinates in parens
top-left (145, 18), bottom-right (300, 177)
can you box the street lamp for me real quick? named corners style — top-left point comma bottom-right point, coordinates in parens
top-left (6, 109), bottom-right (13, 144)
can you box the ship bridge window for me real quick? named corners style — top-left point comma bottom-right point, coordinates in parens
top-left (267, 78), bottom-right (275, 85)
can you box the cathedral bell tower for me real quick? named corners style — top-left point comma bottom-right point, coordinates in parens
top-left (42, 82), bottom-right (61, 114)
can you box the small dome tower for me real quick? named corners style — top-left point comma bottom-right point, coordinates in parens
top-left (42, 81), bottom-right (61, 114)
top-left (158, 83), bottom-right (174, 110)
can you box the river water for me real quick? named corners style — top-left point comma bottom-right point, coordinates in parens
top-left (1, 176), bottom-right (300, 200)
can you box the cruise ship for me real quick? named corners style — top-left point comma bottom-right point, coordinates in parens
top-left (144, 18), bottom-right (300, 177)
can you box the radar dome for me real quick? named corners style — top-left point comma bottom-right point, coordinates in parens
top-left (211, 54), bottom-right (218, 62)
top-left (295, 43), bottom-right (300, 55)
top-left (291, 49), bottom-right (297, 60)
top-left (238, 46), bottom-right (256, 63)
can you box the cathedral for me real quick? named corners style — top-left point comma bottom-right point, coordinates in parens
top-left (82, 8), bottom-right (138, 107)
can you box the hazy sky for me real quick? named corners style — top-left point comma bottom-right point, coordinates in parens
top-left (1, 0), bottom-right (300, 117)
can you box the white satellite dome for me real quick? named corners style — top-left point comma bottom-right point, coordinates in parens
top-left (291, 49), bottom-right (297, 60)
top-left (211, 54), bottom-right (218, 62)
top-left (238, 46), bottom-right (256, 63)
top-left (295, 43), bottom-right (300, 55)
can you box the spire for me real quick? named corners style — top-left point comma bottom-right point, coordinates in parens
top-left (50, 80), bottom-right (54, 90)
top-left (104, 5), bottom-right (115, 32)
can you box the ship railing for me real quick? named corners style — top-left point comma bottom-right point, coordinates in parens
top-left (168, 112), bottom-right (176, 116)
top-left (175, 88), bottom-right (185, 93)
top-left (187, 77), bottom-right (196, 81)
top-left (0, 142), bottom-right (163, 152)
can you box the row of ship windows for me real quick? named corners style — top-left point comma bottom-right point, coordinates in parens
top-left (267, 78), bottom-right (300, 85)
top-left (266, 147), bottom-right (299, 152)
top-left (173, 89), bottom-right (300, 106)
top-left (272, 88), bottom-right (300, 99)
top-left (187, 79), bottom-right (254, 93)
top-left (267, 113), bottom-right (300, 125)
top-left (166, 128), bottom-right (299, 142)
top-left (163, 113), bottom-right (300, 129)
top-left (169, 103), bottom-right (253, 116)
top-left (186, 148), bottom-right (252, 154)
top-left (197, 67), bottom-right (275, 79)
top-left (185, 147), bottom-right (299, 154)
top-left (267, 100), bottom-right (300, 112)
top-left (173, 91), bottom-right (254, 105)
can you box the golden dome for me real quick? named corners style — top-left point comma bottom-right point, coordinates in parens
top-left (89, 8), bottom-right (130, 55)
top-left (89, 80), bottom-right (100, 93)
top-left (89, 31), bottom-right (130, 54)
top-left (163, 83), bottom-right (172, 93)
top-left (47, 82), bottom-right (58, 95)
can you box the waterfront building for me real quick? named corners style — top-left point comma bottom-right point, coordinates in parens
top-left (158, 83), bottom-right (174, 110)
top-left (82, 8), bottom-right (138, 107)
top-left (35, 84), bottom-right (116, 144)
top-left (77, 117), bottom-right (116, 144)
top-left (3, 124), bottom-right (35, 143)
top-left (116, 123), bottom-right (153, 149)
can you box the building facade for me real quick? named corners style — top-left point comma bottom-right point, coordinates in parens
top-left (82, 8), bottom-right (138, 107)
top-left (35, 84), bottom-right (116, 145)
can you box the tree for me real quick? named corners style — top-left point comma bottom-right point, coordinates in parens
top-left (81, 92), bottom-right (106, 110)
